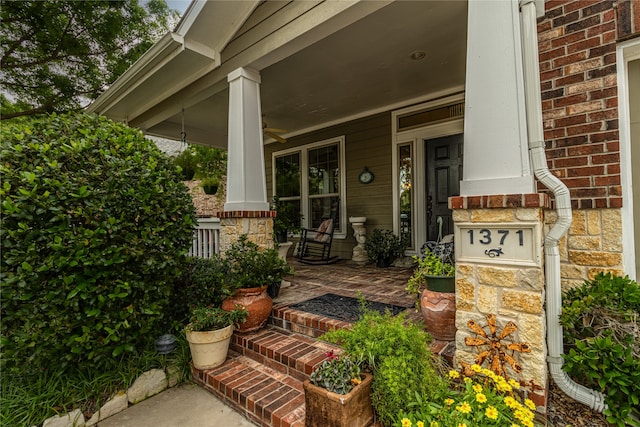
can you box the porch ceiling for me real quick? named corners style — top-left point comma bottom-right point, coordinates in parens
top-left (130, 1), bottom-right (468, 147)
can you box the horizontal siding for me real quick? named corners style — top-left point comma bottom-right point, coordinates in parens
top-left (222, 1), bottom-right (322, 62)
top-left (265, 111), bottom-right (396, 261)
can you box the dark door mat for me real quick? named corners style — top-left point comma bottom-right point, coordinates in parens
top-left (288, 293), bottom-right (410, 322)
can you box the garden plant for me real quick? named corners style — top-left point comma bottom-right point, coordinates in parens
top-left (399, 364), bottom-right (540, 427)
top-left (560, 272), bottom-right (640, 426)
top-left (321, 297), bottom-right (448, 426)
top-left (1, 112), bottom-right (197, 425)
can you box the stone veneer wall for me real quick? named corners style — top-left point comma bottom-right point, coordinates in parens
top-left (450, 194), bottom-right (549, 407)
top-left (547, 207), bottom-right (625, 290)
top-left (216, 211), bottom-right (275, 254)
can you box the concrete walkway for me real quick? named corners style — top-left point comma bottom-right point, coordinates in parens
top-left (98, 384), bottom-right (257, 427)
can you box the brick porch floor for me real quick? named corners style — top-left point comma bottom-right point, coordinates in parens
top-left (193, 258), bottom-right (455, 427)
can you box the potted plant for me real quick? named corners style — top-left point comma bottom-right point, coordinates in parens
top-left (303, 351), bottom-right (374, 427)
top-left (221, 235), bottom-right (292, 330)
top-left (364, 229), bottom-right (408, 267)
top-left (185, 306), bottom-right (248, 370)
top-left (321, 301), bottom-right (447, 427)
top-left (406, 242), bottom-right (456, 341)
top-left (200, 176), bottom-right (220, 195)
top-left (173, 149), bottom-right (197, 181)
top-left (272, 196), bottom-right (303, 244)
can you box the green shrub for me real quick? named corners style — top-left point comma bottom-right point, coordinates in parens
top-left (322, 300), bottom-right (447, 426)
top-left (0, 113), bottom-right (197, 371)
top-left (560, 272), bottom-right (640, 426)
top-left (165, 256), bottom-right (232, 329)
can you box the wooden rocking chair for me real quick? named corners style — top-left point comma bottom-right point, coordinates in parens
top-left (296, 198), bottom-right (340, 265)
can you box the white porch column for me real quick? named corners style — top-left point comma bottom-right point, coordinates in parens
top-left (225, 67), bottom-right (269, 211)
top-left (460, 0), bottom-right (535, 196)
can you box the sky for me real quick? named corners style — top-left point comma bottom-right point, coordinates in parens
top-left (165, 0), bottom-right (190, 14)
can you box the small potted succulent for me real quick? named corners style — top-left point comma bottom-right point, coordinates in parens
top-left (185, 306), bottom-right (248, 370)
top-left (364, 229), bottom-right (409, 267)
top-left (303, 351), bottom-right (373, 427)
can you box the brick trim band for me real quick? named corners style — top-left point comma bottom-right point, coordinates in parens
top-left (449, 194), bottom-right (551, 210)
top-left (216, 210), bottom-right (276, 219)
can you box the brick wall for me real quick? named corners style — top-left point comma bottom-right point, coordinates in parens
top-left (537, 0), bottom-right (636, 210)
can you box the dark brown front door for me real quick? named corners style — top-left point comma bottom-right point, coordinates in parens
top-left (426, 134), bottom-right (463, 241)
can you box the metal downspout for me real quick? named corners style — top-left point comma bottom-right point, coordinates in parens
top-left (519, 0), bottom-right (607, 412)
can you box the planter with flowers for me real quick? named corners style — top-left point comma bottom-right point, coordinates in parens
top-left (185, 306), bottom-right (248, 370)
top-left (398, 364), bottom-right (541, 427)
top-left (406, 239), bottom-right (456, 341)
top-left (303, 351), bottom-right (373, 427)
top-left (221, 235), bottom-right (292, 330)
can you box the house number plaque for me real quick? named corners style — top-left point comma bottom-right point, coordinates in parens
top-left (455, 223), bottom-right (540, 266)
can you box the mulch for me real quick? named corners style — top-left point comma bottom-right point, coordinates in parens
top-left (546, 382), bottom-right (610, 426)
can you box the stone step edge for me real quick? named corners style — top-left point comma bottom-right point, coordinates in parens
top-left (230, 326), bottom-right (341, 382)
top-left (193, 353), bottom-right (306, 427)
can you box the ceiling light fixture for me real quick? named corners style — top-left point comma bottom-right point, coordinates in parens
top-left (410, 51), bottom-right (427, 61)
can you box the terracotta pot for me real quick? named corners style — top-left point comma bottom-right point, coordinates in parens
top-left (421, 277), bottom-right (456, 341)
top-left (185, 325), bottom-right (233, 370)
top-left (303, 373), bottom-right (373, 427)
top-left (222, 286), bottom-right (272, 332)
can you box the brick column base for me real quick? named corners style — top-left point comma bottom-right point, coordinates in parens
top-left (216, 211), bottom-right (275, 255)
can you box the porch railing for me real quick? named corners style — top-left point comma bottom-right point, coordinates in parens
top-left (189, 217), bottom-right (220, 258)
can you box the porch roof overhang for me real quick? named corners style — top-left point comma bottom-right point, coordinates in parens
top-left (88, 0), bottom-right (469, 148)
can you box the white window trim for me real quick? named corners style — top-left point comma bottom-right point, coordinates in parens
top-left (391, 93), bottom-right (465, 255)
top-left (272, 136), bottom-right (347, 239)
top-left (617, 38), bottom-right (640, 280)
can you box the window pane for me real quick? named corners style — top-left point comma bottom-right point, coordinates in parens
top-left (399, 144), bottom-right (413, 248)
top-left (275, 153), bottom-right (300, 197)
top-left (309, 196), bottom-right (340, 231)
top-left (308, 144), bottom-right (339, 196)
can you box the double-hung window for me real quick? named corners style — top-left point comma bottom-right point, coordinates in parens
top-left (273, 137), bottom-right (345, 236)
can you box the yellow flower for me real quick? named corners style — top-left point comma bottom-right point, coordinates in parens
top-left (476, 393), bottom-right (487, 403)
top-left (485, 405), bottom-right (499, 419)
top-left (524, 398), bottom-right (536, 411)
top-left (457, 424), bottom-right (467, 427)
top-left (444, 398), bottom-right (455, 406)
top-left (429, 422), bottom-right (438, 427)
top-left (472, 384), bottom-right (483, 393)
top-left (504, 396), bottom-right (518, 409)
top-left (472, 364), bottom-right (482, 372)
top-left (522, 420), bottom-right (534, 427)
top-left (449, 370), bottom-right (460, 379)
top-left (456, 402), bottom-right (472, 414)
top-left (463, 377), bottom-right (472, 384)
top-left (401, 418), bottom-right (412, 427)
top-left (416, 422), bottom-right (424, 427)
top-left (509, 378), bottom-right (520, 389)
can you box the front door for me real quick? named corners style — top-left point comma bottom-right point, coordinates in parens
top-left (426, 134), bottom-right (463, 241)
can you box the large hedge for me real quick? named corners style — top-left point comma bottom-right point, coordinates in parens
top-left (0, 113), bottom-right (197, 370)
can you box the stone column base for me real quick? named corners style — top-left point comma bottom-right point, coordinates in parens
top-left (216, 210), bottom-right (275, 254)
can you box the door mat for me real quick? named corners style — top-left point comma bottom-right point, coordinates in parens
top-left (288, 293), bottom-right (410, 323)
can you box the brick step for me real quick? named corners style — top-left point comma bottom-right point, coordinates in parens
top-left (193, 352), bottom-right (306, 427)
top-left (270, 302), bottom-right (352, 338)
top-left (230, 325), bottom-right (342, 382)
